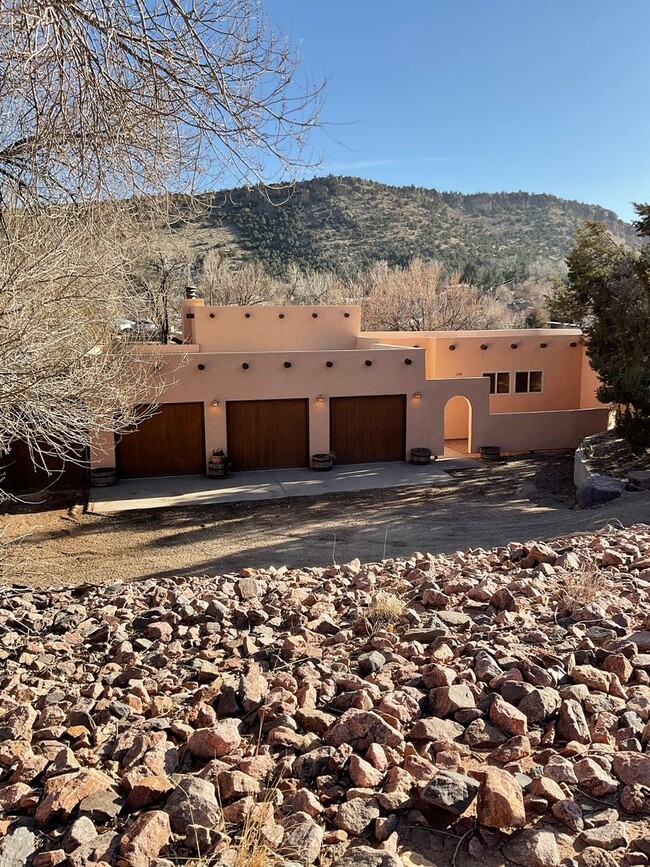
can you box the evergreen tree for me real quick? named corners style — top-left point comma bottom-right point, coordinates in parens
top-left (553, 210), bottom-right (650, 447)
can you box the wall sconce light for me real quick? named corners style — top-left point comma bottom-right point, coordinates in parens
top-left (316, 395), bottom-right (325, 403)
top-left (510, 343), bottom-right (518, 350)
top-left (480, 344), bottom-right (488, 351)
top-left (413, 392), bottom-right (422, 400)
top-left (569, 341), bottom-right (578, 347)
top-left (211, 399), bottom-right (220, 407)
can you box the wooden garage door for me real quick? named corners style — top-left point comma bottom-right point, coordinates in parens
top-left (3, 440), bottom-right (88, 493)
top-left (330, 395), bottom-right (406, 464)
top-left (226, 399), bottom-right (309, 470)
top-left (117, 403), bottom-right (205, 478)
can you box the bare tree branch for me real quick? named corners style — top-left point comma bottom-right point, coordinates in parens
top-left (1, 0), bottom-right (324, 207)
top-left (344, 259), bottom-right (519, 332)
top-left (0, 1), bottom-right (324, 497)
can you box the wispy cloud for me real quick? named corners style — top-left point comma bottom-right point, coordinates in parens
top-left (324, 156), bottom-right (453, 171)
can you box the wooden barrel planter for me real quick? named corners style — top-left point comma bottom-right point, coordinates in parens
top-left (480, 445), bottom-right (501, 462)
top-left (312, 453), bottom-right (334, 472)
top-left (208, 463), bottom-right (231, 479)
top-left (208, 451), bottom-right (231, 479)
top-left (90, 467), bottom-right (117, 487)
top-left (410, 447), bottom-right (432, 465)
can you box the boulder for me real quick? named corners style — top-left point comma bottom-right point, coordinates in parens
top-left (476, 767), bottom-right (526, 829)
top-left (421, 770), bottom-right (479, 815)
top-left (164, 777), bottom-right (220, 833)
top-left (577, 475), bottom-right (625, 508)
top-left (502, 829), bottom-right (560, 866)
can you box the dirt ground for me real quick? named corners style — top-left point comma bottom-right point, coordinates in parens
top-left (3, 453), bottom-right (650, 588)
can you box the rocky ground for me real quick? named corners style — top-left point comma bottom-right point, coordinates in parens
top-left (1, 523), bottom-right (650, 867)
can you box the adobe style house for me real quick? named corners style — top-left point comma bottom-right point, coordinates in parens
top-left (91, 297), bottom-right (610, 479)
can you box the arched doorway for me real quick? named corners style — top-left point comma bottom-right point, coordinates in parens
top-left (443, 395), bottom-right (472, 455)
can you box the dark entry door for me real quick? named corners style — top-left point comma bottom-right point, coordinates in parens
top-left (330, 395), bottom-right (406, 464)
top-left (226, 399), bottom-right (309, 470)
top-left (117, 403), bottom-right (205, 477)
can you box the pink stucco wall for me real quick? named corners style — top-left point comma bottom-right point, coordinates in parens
top-left (91, 304), bottom-right (610, 473)
top-left (183, 300), bottom-right (360, 351)
top-left (363, 328), bottom-right (601, 441)
top-left (486, 407), bottom-right (611, 452)
top-left (157, 345), bottom-right (433, 461)
top-left (580, 347), bottom-right (604, 409)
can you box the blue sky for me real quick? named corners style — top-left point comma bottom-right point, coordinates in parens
top-left (267, 0), bottom-right (650, 222)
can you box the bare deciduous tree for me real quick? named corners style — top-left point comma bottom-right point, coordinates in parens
top-left (0, 0), bottom-right (323, 494)
top-left (129, 251), bottom-right (190, 344)
top-left (0, 211), bottom-right (170, 481)
top-left (282, 263), bottom-right (340, 305)
top-left (1, 0), bottom-right (324, 206)
top-left (198, 252), bottom-right (278, 306)
top-left (350, 259), bottom-right (517, 332)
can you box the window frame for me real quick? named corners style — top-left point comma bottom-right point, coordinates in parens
top-left (482, 371), bottom-right (511, 395)
top-left (514, 370), bottom-right (543, 394)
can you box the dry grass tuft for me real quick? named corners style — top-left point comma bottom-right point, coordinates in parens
top-left (231, 804), bottom-right (283, 867)
top-left (555, 566), bottom-right (610, 615)
top-left (367, 590), bottom-right (406, 627)
top-left (179, 802), bottom-right (282, 867)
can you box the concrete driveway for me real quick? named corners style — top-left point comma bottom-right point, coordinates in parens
top-left (88, 457), bottom-right (476, 514)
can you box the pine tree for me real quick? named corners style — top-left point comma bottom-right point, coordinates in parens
top-left (553, 209), bottom-right (650, 447)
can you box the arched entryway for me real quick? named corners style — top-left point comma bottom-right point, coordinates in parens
top-left (443, 395), bottom-right (472, 455)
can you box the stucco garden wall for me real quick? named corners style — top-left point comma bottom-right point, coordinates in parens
top-left (485, 407), bottom-right (611, 453)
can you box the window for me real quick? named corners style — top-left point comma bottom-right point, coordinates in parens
top-left (515, 371), bottom-right (543, 393)
top-left (483, 372), bottom-right (510, 394)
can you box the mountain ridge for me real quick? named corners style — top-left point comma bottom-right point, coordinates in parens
top-left (168, 175), bottom-right (640, 288)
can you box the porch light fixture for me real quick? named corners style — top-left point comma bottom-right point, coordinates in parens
top-left (569, 341), bottom-right (578, 347)
top-left (316, 395), bottom-right (325, 402)
top-left (413, 392), bottom-right (422, 400)
top-left (448, 344), bottom-right (456, 351)
top-left (480, 344), bottom-right (488, 351)
top-left (211, 399), bottom-right (220, 407)
top-left (510, 343), bottom-right (518, 349)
